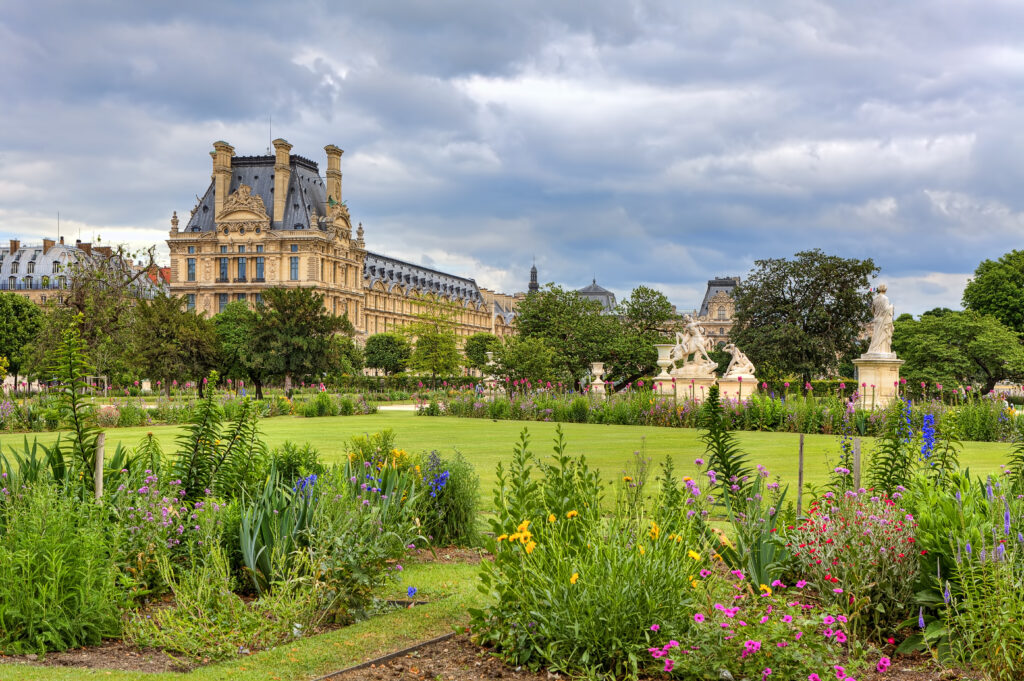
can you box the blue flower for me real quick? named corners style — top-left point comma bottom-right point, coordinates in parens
top-left (407, 586), bottom-right (417, 598)
top-left (920, 414), bottom-right (935, 460)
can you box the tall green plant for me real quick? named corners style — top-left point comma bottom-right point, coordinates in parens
top-left (868, 398), bottom-right (917, 492)
top-left (50, 316), bottom-right (101, 488)
top-left (699, 385), bottom-right (752, 512)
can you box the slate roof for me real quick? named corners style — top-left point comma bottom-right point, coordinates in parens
top-left (698, 277), bottom-right (740, 317)
top-left (577, 278), bottom-right (617, 312)
top-left (183, 154), bottom-right (329, 232)
top-left (363, 251), bottom-right (485, 306)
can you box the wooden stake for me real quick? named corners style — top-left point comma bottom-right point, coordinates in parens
top-left (853, 437), bottom-right (862, 488)
top-left (94, 433), bottom-right (105, 501)
top-left (797, 433), bottom-right (805, 516)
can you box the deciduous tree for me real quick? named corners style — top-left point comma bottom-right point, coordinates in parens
top-left (962, 250), bottom-right (1024, 333)
top-left (893, 309), bottom-right (1024, 392)
top-left (0, 292), bottom-right (42, 384)
top-left (730, 249), bottom-right (878, 384)
top-left (364, 333), bottom-right (411, 375)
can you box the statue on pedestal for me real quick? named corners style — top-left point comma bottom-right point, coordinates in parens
top-left (722, 343), bottom-right (756, 379)
top-left (670, 315), bottom-right (717, 376)
top-left (866, 284), bottom-right (895, 356)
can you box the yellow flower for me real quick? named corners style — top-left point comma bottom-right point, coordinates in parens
top-left (759, 584), bottom-right (772, 596)
top-left (683, 476), bottom-right (692, 482)
top-left (566, 510), bottom-right (579, 519)
top-left (509, 532), bottom-right (521, 542)
top-left (623, 476), bottom-right (633, 482)
top-left (517, 519), bottom-right (531, 534)
top-left (649, 521), bottom-right (660, 540)
top-left (525, 541), bottom-right (536, 554)
top-left (548, 513), bottom-right (556, 523)
top-left (687, 550), bottom-right (701, 561)
top-left (496, 534), bottom-right (508, 542)
top-left (638, 545), bottom-right (646, 555)
top-left (570, 572), bottom-right (579, 584)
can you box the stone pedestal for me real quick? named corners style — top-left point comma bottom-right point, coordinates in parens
top-left (670, 368), bottom-right (717, 402)
top-left (718, 376), bottom-right (754, 402)
top-left (853, 354), bottom-right (904, 409)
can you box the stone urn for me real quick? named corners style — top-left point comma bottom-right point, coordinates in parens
top-left (654, 344), bottom-right (674, 379)
top-left (590, 362), bottom-right (606, 394)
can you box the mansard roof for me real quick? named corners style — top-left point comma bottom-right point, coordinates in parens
top-left (363, 251), bottom-right (485, 306)
top-left (183, 154), bottom-right (329, 233)
top-left (698, 276), bottom-right (740, 317)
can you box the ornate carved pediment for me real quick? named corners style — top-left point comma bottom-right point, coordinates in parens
top-left (218, 184), bottom-right (268, 221)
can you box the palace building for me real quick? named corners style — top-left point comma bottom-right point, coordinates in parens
top-left (167, 140), bottom-right (518, 339)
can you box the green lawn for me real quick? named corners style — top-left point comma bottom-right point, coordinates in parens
top-left (4, 412), bottom-right (1013, 503)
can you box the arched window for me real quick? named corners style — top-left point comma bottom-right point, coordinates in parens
top-left (717, 305), bottom-right (726, 320)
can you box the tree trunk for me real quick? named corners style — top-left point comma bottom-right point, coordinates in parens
top-left (284, 374), bottom-right (292, 391)
top-left (255, 378), bottom-right (264, 401)
top-left (198, 380), bottom-right (205, 399)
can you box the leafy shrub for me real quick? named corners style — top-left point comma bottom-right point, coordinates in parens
top-left (0, 484), bottom-right (127, 653)
top-left (787, 488), bottom-right (919, 640)
top-left (414, 450), bottom-right (479, 546)
top-left (297, 391), bottom-right (338, 418)
top-left (269, 441), bottom-right (325, 484)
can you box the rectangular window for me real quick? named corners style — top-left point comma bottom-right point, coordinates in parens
top-left (237, 257), bottom-right (246, 280)
top-left (220, 245), bottom-right (228, 254)
top-left (253, 292), bottom-right (263, 306)
top-left (236, 293), bottom-right (247, 302)
top-left (218, 293), bottom-right (228, 313)
top-left (290, 244), bottom-right (298, 252)
top-left (187, 258), bottom-right (196, 282)
top-left (186, 294), bottom-right (196, 310)
top-left (187, 246), bottom-right (195, 254)
top-left (219, 258), bottom-right (228, 281)
top-left (256, 245), bottom-right (264, 253)
top-left (238, 245), bottom-right (245, 253)
top-left (320, 259), bottom-right (324, 281)
top-left (290, 256), bottom-right (299, 280)
top-left (255, 257), bottom-right (264, 280)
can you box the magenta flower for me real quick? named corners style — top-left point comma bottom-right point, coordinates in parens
top-left (876, 656), bottom-right (891, 673)
top-left (650, 624), bottom-right (660, 631)
top-left (694, 613), bottom-right (705, 623)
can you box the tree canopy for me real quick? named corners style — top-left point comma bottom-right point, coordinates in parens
top-left (730, 249), bottom-right (878, 383)
top-left (893, 309), bottom-right (1024, 392)
top-left (0, 292), bottom-right (42, 382)
top-left (364, 333), bottom-right (412, 375)
top-left (962, 250), bottom-right (1024, 334)
top-left (134, 294), bottom-right (218, 394)
top-left (463, 332), bottom-right (499, 373)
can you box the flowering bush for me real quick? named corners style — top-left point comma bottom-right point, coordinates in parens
top-left (787, 488), bottom-right (919, 639)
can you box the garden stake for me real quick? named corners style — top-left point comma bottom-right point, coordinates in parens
top-left (94, 432), bottom-right (105, 501)
top-left (853, 437), bottom-right (862, 488)
top-left (797, 433), bottom-right (804, 517)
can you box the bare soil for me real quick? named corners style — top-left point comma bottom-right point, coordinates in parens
top-left (0, 640), bottom-right (193, 674)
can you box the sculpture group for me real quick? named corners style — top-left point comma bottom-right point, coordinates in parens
top-left (596, 283), bottom-right (903, 406)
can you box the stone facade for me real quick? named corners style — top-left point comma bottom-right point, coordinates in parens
top-left (689, 276), bottom-right (740, 347)
top-left (0, 237), bottom-right (164, 305)
top-left (167, 140), bottom-right (517, 340)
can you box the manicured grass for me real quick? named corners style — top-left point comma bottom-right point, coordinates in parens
top-left (4, 412), bottom-right (1013, 503)
top-left (0, 559), bottom-right (480, 681)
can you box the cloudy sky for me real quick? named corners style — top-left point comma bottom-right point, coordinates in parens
top-left (3, 1), bottom-right (1023, 314)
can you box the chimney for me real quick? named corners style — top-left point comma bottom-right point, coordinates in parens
top-left (9, 239), bottom-right (19, 254)
top-left (324, 145), bottom-right (343, 204)
top-left (211, 141), bottom-right (235, 216)
top-left (59, 236), bottom-right (64, 245)
top-left (272, 138), bottom-right (293, 225)
top-left (43, 238), bottom-right (55, 254)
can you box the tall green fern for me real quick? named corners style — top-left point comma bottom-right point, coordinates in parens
top-left (172, 375), bottom-right (224, 499)
top-left (868, 398), bottom-right (916, 493)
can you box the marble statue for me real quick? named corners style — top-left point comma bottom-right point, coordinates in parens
top-left (722, 343), bottom-right (756, 378)
top-left (670, 315), bottom-right (717, 374)
top-left (866, 284), bottom-right (895, 356)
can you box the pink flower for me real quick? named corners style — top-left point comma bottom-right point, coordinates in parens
top-left (809, 675), bottom-right (821, 681)
top-left (876, 656), bottom-right (891, 673)
top-left (833, 588), bottom-right (844, 594)
top-left (694, 613), bottom-right (705, 623)
top-left (650, 624), bottom-right (660, 631)
top-left (796, 580), bottom-right (808, 588)
top-left (835, 630), bottom-right (848, 643)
